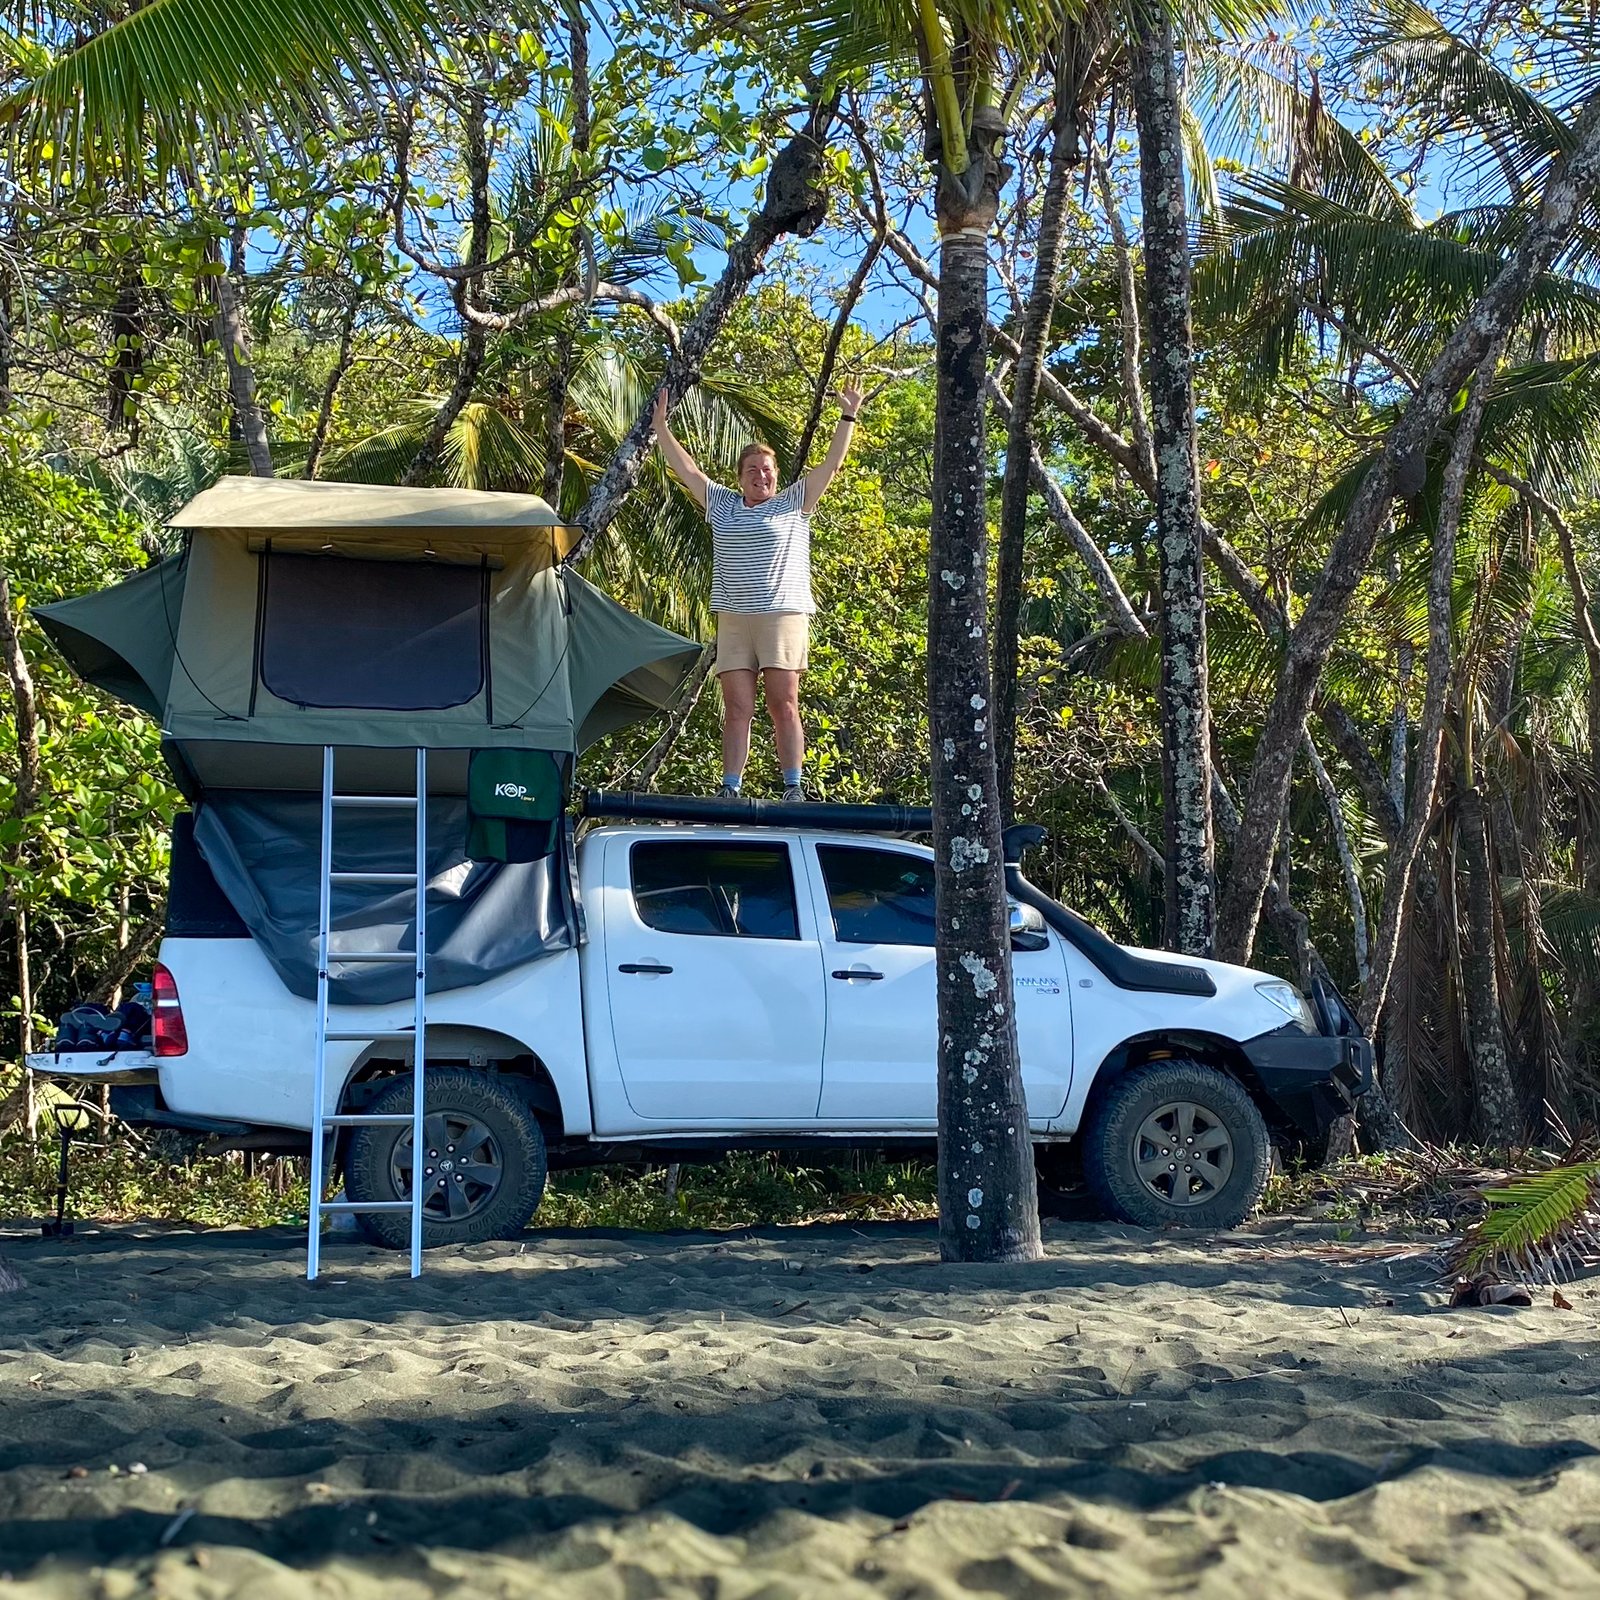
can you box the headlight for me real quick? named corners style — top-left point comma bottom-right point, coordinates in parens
top-left (1256, 980), bottom-right (1317, 1032)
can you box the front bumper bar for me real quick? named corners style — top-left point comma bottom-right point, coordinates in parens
top-left (1241, 1025), bottom-right (1374, 1143)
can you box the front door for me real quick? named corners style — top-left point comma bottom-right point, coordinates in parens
top-left (806, 842), bottom-right (1072, 1123)
top-left (605, 836), bottom-right (825, 1121)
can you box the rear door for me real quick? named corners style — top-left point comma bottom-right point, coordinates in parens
top-left (805, 842), bottom-right (1073, 1123)
top-left (604, 835), bottom-right (826, 1121)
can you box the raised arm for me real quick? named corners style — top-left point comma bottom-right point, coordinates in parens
top-left (653, 388), bottom-right (711, 512)
top-left (801, 382), bottom-right (865, 514)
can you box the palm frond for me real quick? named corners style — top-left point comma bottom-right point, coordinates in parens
top-left (314, 404), bottom-right (436, 484)
top-left (1459, 1160), bottom-right (1600, 1282)
top-left (1356, 0), bottom-right (1582, 198)
top-left (1481, 355), bottom-right (1600, 503)
top-left (1190, 43), bottom-right (1410, 222)
top-left (1199, 177), bottom-right (1600, 385)
top-left (1535, 886), bottom-right (1600, 990)
top-left (443, 402), bottom-right (548, 491)
top-left (1, 0), bottom-right (494, 181)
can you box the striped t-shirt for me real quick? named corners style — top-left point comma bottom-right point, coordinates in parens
top-left (705, 481), bottom-right (815, 614)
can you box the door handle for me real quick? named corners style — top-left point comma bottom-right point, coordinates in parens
top-left (618, 962), bottom-right (674, 975)
top-left (832, 968), bottom-right (884, 980)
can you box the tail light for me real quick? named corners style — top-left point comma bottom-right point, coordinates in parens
top-left (151, 963), bottom-right (189, 1057)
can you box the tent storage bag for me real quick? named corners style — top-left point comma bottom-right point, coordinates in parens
top-left (467, 749), bottom-right (564, 862)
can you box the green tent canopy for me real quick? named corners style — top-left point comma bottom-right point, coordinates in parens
top-left (35, 477), bottom-right (703, 795)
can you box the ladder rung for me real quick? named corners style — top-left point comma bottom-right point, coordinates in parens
top-left (319, 1200), bottom-right (415, 1214)
top-left (332, 795), bottom-right (419, 809)
top-left (330, 872), bottom-right (418, 885)
top-left (322, 1113), bottom-right (416, 1127)
top-left (324, 1029), bottom-right (417, 1043)
top-left (330, 952), bottom-right (417, 965)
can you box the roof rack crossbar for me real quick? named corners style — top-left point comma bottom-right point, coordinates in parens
top-left (581, 790), bottom-right (934, 833)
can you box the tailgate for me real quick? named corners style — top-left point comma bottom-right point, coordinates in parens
top-left (26, 1050), bottom-right (158, 1085)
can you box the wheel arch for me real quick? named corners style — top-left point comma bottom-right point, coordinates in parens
top-left (339, 1025), bottom-right (569, 1139)
top-left (1082, 1030), bottom-right (1284, 1137)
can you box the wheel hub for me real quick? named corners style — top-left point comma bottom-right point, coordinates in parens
top-left (1132, 1100), bottom-right (1234, 1207)
top-left (391, 1112), bottom-right (504, 1223)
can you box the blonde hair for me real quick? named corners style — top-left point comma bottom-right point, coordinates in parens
top-left (737, 441), bottom-right (778, 474)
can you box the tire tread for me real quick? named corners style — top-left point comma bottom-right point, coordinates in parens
top-left (1082, 1059), bottom-right (1270, 1230)
top-left (344, 1069), bottom-right (547, 1250)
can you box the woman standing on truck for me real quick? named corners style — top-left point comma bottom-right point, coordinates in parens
top-left (652, 382), bottom-right (865, 800)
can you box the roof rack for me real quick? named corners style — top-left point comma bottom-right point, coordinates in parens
top-left (580, 789), bottom-right (934, 834)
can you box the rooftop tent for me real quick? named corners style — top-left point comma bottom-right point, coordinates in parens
top-left (34, 478), bottom-right (704, 1001)
top-left (33, 477), bottom-right (704, 795)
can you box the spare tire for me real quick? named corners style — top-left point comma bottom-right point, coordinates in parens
top-left (1082, 1059), bottom-right (1270, 1230)
top-left (343, 1069), bottom-right (547, 1250)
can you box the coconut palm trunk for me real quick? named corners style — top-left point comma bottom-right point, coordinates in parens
top-left (1131, 10), bottom-right (1214, 955)
top-left (928, 96), bottom-right (1042, 1265)
top-left (1456, 770), bottom-right (1519, 1143)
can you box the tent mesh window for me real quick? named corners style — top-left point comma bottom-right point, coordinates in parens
top-left (258, 551), bottom-right (487, 711)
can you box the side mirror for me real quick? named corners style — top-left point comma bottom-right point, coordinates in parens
top-left (1009, 901), bottom-right (1050, 953)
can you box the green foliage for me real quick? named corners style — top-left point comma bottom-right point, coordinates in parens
top-left (1460, 1160), bottom-right (1600, 1282)
top-left (0, 1135), bottom-right (935, 1233)
top-left (542, 1154), bottom-right (938, 1230)
top-left (0, 467), bottom-right (178, 1050)
top-left (0, 1133), bottom-right (309, 1229)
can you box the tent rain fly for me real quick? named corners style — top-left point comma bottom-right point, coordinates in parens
top-left (35, 477), bottom-right (703, 795)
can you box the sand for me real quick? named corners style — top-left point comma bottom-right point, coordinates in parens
top-left (0, 1216), bottom-right (1596, 1598)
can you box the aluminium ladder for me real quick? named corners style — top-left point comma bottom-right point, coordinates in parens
top-left (307, 746), bottom-right (428, 1280)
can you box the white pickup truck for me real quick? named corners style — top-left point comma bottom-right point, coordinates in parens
top-left (34, 795), bottom-right (1371, 1243)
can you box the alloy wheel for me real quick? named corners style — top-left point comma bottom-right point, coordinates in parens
top-left (1132, 1099), bottom-right (1235, 1208)
top-left (390, 1111), bottom-right (504, 1222)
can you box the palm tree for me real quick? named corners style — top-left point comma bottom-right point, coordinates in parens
top-left (1205, 0), bottom-right (1600, 973)
top-left (750, 0), bottom-right (1091, 1264)
top-left (1195, 0), bottom-right (1600, 1138)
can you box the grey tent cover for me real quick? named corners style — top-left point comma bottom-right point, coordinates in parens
top-left (195, 793), bottom-right (578, 1003)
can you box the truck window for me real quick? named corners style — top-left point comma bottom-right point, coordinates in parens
top-left (630, 842), bottom-right (799, 940)
top-left (816, 846), bottom-right (936, 947)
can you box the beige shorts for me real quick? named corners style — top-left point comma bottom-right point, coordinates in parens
top-left (713, 611), bottom-right (810, 675)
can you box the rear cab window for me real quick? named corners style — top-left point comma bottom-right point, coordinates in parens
top-left (629, 840), bottom-right (799, 940)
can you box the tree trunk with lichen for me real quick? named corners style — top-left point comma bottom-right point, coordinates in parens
top-left (994, 77), bottom-right (1078, 826)
top-left (930, 109), bottom-right (1042, 1266)
top-left (1131, 16), bottom-right (1214, 956)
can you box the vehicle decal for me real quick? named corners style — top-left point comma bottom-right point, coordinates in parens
top-left (1014, 975), bottom-right (1061, 995)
